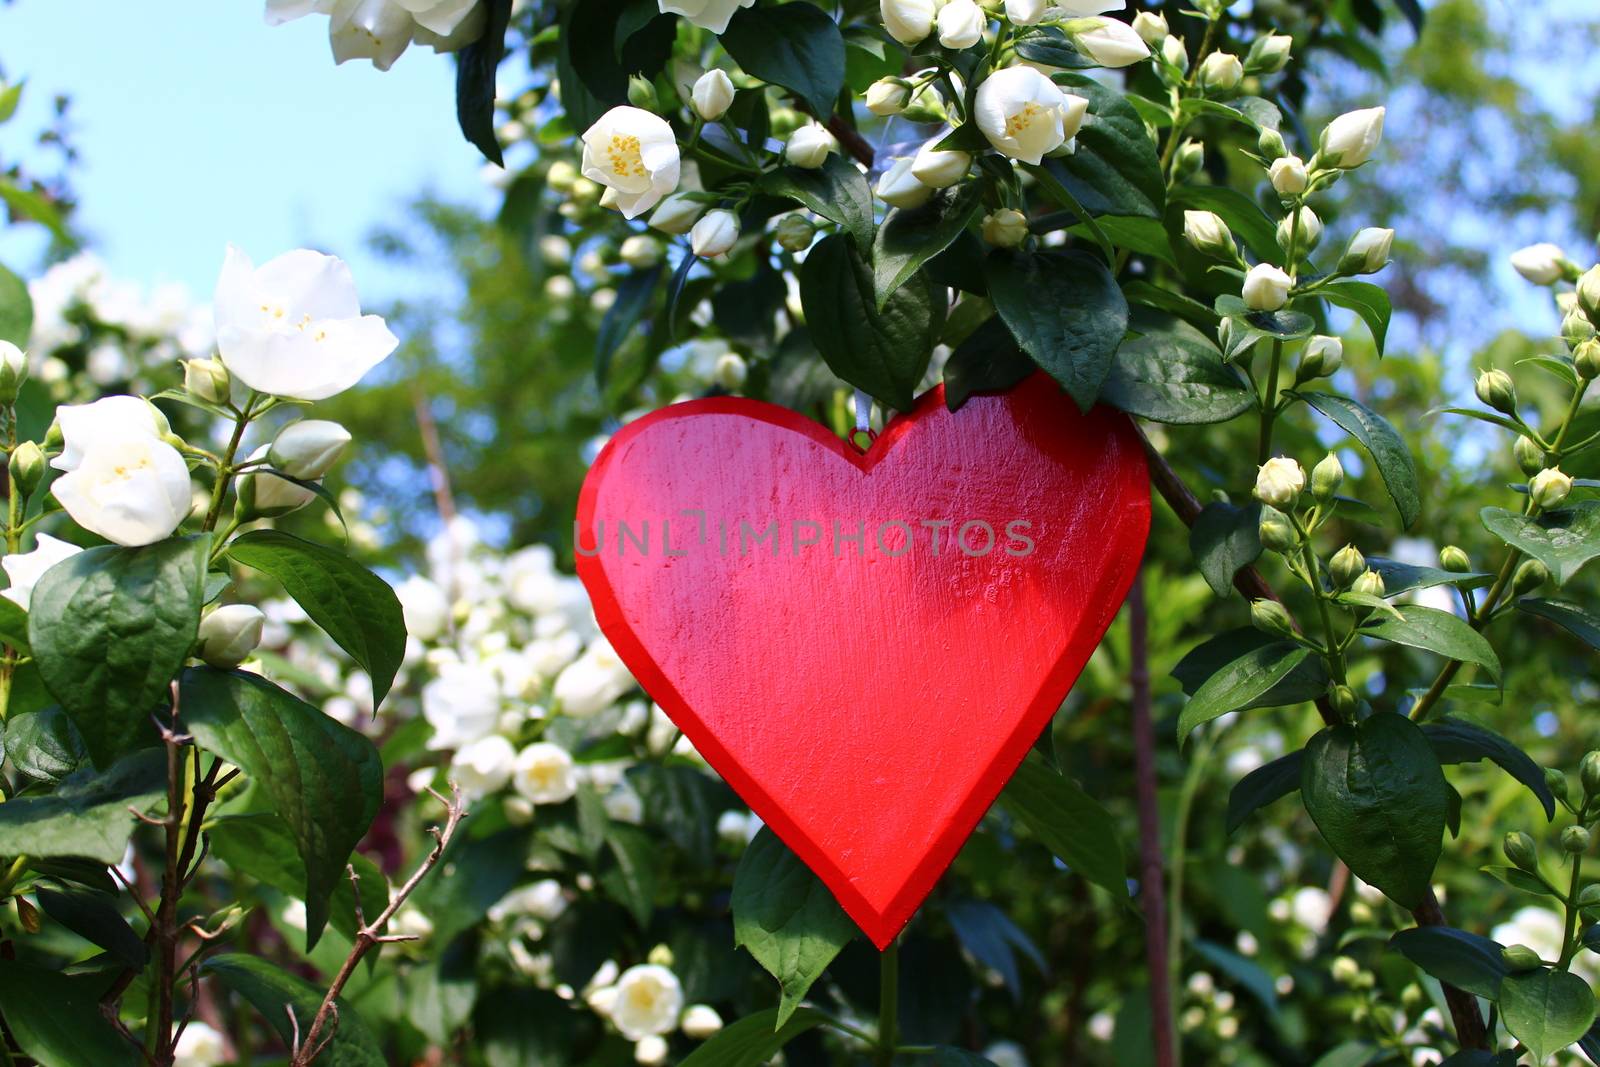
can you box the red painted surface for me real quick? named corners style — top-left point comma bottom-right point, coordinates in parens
top-left (575, 374), bottom-right (1150, 948)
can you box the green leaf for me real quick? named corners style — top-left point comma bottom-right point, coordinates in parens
top-left (209, 812), bottom-right (389, 947)
top-left (36, 882), bottom-right (147, 968)
top-left (1482, 502), bottom-right (1600, 587)
top-left (1297, 392), bottom-right (1421, 528)
top-left (0, 960), bottom-right (140, 1067)
top-left (1177, 642), bottom-right (1312, 741)
top-left (1169, 186), bottom-right (1280, 262)
top-left (1518, 597), bottom-right (1600, 651)
top-left (0, 263), bottom-right (24, 349)
top-left (986, 249), bottom-right (1126, 412)
top-left (1001, 755), bottom-right (1127, 897)
top-left (1422, 716), bottom-right (1555, 818)
top-left (1214, 295), bottom-right (1316, 349)
top-left (180, 668), bottom-right (383, 950)
top-left (203, 954), bottom-right (386, 1067)
top-left (1361, 604), bottom-right (1501, 682)
top-left (731, 828), bottom-right (858, 1026)
top-left (1122, 279), bottom-right (1220, 333)
top-left (0, 82), bottom-right (21, 124)
top-left (29, 536), bottom-right (208, 767)
top-left (720, 3), bottom-right (844, 117)
top-left (874, 184), bottom-right (983, 307)
top-left (596, 265), bottom-right (663, 385)
top-left (1387, 925), bottom-right (1507, 1000)
top-left (799, 233), bottom-right (944, 411)
top-left (1481, 865), bottom-right (1558, 897)
top-left (1226, 749), bottom-right (1303, 833)
top-left (1311, 1043), bottom-right (1380, 1067)
top-left (1044, 76), bottom-right (1164, 219)
top-left (678, 1006), bottom-right (828, 1067)
top-left (1010, 27), bottom-right (1096, 69)
top-left (1172, 628), bottom-right (1328, 709)
top-left (1102, 311), bottom-right (1252, 425)
top-left (4, 706), bottom-right (89, 783)
top-left (762, 156), bottom-right (875, 250)
top-left (1301, 712), bottom-right (1448, 908)
top-left (1189, 502), bottom-right (1262, 597)
top-left (0, 181), bottom-right (70, 243)
top-left (1318, 280), bottom-right (1392, 357)
top-left (0, 595), bottom-right (31, 654)
top-left (1192, 939), bottom-right (1279, 1011)
top-left (932, 1049), bottom-right (1001, 1066)
top-left (226, 529), bottom-right (405, 707)
top-left (944, 898), bottom-right (1045, 999)
top-left (0, 748), bottom-right (165, 863)
top-left (942, 316), bottom-right (1034, 412)
top-left (476, 987), bottom-right (578, 1067)
top-left (454, 0), bottom-right (513, 164)
top-left (600, 823), bottom-right (658, 927)
top-left (1366, 557), bottom-right (1493, 595)
top-left (1500, 968), bottom-right (1596, 1063)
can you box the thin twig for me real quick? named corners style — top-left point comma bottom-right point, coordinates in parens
top-left (289, 784), bottom-right (468, 1066)
top-left (1127, 569), bottom-right (1177, 1067)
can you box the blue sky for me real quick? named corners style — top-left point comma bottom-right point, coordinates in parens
top-left (0, 0), bottom-right (491, 304)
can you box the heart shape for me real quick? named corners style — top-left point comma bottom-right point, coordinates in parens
top-left (575, 375), bottom-right (1150, 947)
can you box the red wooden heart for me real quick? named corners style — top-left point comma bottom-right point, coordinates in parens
top-left (574, 374), bottom-right (1149, 948)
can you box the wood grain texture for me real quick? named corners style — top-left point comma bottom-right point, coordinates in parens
top-left (575, 374), bottom-right (1150, 947)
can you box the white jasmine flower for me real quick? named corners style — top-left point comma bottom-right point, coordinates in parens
top-left (580, 107), bottom-right (681, 220)
top-left (610, 965), bottom-right (684, 1040)
top-left (213, 245), bottom-right (398, 401)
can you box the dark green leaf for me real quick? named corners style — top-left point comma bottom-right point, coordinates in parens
top-left (1482, 864), bottom-right (1558, 897)
top-left (37, 883), bottom-right (147, 968)
top-left (1361, 604), bottom-right (1500, 682)
top-left (945, 898), bottom-right (1046, 1000)
top-left (1366, 557), bottom-right (1493, 595)
top-left (678, 1006), bottom-right (828, 1067)
top-left (720, 3), bottom-right (845, 117)
top-left (1226, 749), bottom-right (1303, 833)
top-left (1103, 311), bottom-right (1252, 424)
top-left (0, 595), bottom-right (30, 653)
top-left (1319, 280), bottom-right (1392, 357)
top-left (942, 316), bottom-right (1034, 412)
top-left (454, 0), bottom-right (513, 164)
top-left (601, 823), bottom-right (658, 927)
top-left (1188, 502), bottom-right (1263, 597)
top-left (732, 828), bottom-right (858, 1026)
top-left (1301, 712), bottom-right (1448, 908)
top-left (1001, 755), bottom-right (1127, 897)
top-left (1172, 628), bottom-right (1328, 708)
top-left (180, 668), bottom-right (383, 950)
top-left (1501, 968), bottom-right (1596, 1063)
top-left (986, 249), bottom-right (1126, 412)
top-left (29, 536), bottom-right (208, 767)
top-left (0, 261), bottom-right (33, 347)
top-left (1045, 76), bottom-right (1164, 219)
top-left (0, 748), bottom-right (165, 863)
top-left (0, 960), bottom-right (139, 1067)
top-left (761, 156), bottom-right (875, 250)
top-left (1311, 1043), bottom-right (1380, 1067)
top-left (1177, 642), bottom-right (1313, 740)
top-left (1192, 939), bottom-right (1279, 1011)
top-left (209, 812), bottom-right (388, 947)
top-left (4, 706), bottom-right (89, 783)
top-left (203, 954), bottom-right (386, 1067)
top-left (1122, 279), bottom-right (1219, 333)
top-left (1011, 28), bottom-right (1096, 69)
top-left (931, 1049), bottom-right (1001, 1067)
top-left (1519, 597), bottom-right (1600, 651)
top-left (596, 265), bottom-right (663, 385)
top-left (1423, 717), bottom-right (1554, 818)
top-left (874, 184), bottom-right (983, 306)
top-left (1298, 392), bottom-right (1421, 528)
top-left (227, 530), bottom-right (405, 707)
top-left (799, 233), bottom-right (944, 411)
top-left (1482, 502), bottom-right (1600, 587)
top-left (1387, 925), bottom-right (1508, 1000)
top-left (1215, 295), bottom-right (1316, 346)
top-left (476, 987), bottom-right (578, 1067)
